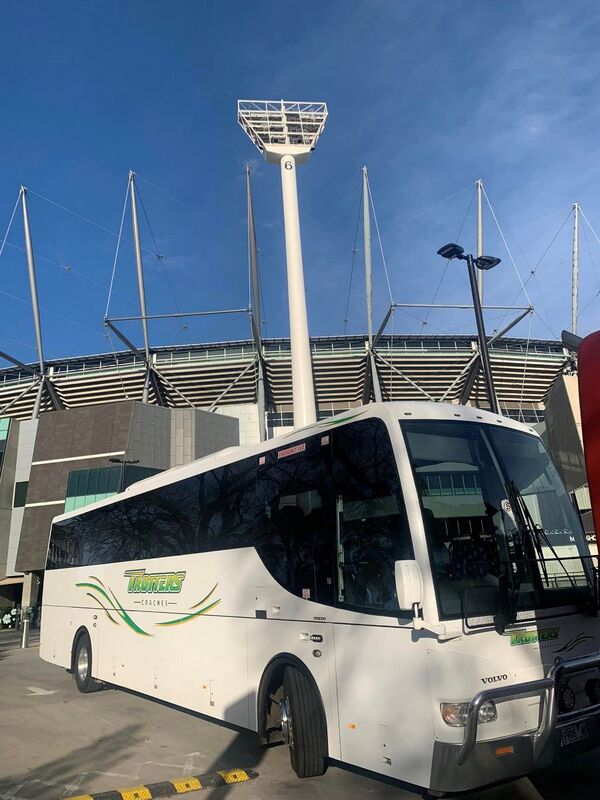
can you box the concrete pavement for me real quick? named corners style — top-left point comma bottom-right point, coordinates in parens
top-left (0, 637), bottom-right (594, 800)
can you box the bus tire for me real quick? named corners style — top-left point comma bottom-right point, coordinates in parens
top-left (282, 666), bottom-right (327, 778)
top-left (73, 631), bottom-right (102, 693)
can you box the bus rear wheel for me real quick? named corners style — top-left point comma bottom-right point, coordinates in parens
top-left (281, 666), bottom-right (327, 778)
top-left (73, 631), bottom-right (102, 693)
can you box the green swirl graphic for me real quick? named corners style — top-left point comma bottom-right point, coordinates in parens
top-left (76, 578), bottom-right (221, 634)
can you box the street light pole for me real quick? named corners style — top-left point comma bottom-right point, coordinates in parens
top-left (465, 254), bottom-right (499, 415)
top-left (436, 243), bottom-right (501, 415)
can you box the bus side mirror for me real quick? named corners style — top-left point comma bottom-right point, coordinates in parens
top-left (395, 560), bottom-right (423, 611)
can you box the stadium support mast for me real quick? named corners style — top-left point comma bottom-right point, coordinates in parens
top-left (21, 188), bottom-right (45, 377)
top-left (238, 100), bottom-right (328, 429)
top-left (362, 166), bottom-right (382, 403)
top-left (362, 167), bottom-right (374, 345)
top-left (20, 187), bottom-right (63, 418)
top-left (246, 165), bottom-right (267, 441)
top-left (128, 171), bottom-right (152, 403)
top-left (572, 202), bottom-right (580, 335)
top-left (476, 179), bottom-right (484, 304)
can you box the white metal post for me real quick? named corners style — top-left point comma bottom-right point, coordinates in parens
top-left (21, 188), bottom-right (45, 374)
top-left (572, 202), bottom-right (579, 335)
top-left (280, 155), bottom-right (317, 427)
top-left (21, 618), bottom-right (30, 648)
top-left (246, 166), bottom-right (267, 441)
top-left (129, 171), bottom-right (151, 402)
top-left (21, 187), bottom-right (47, 419)
top-left (238, 100), bottom-right (327, 430)
top-left (476, 179), bottom-right (484, 304)
top-left (362, 167), bottom-right (373, 345)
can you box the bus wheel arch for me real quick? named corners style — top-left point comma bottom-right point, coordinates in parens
top-left (257, 653), bottom-right (328, 778)
top-left (71, 627), bottom-right (102, 693)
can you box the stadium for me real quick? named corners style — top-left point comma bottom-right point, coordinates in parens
top-left (0, 103), bottom-right (589, 617)
top-left (0, 328), bottom-right (576, 609)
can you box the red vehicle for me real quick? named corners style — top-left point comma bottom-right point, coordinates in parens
top-left (576, 330), bottom-right (600, 554)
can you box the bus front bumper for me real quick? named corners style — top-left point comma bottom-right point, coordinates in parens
top-left (429, 652), bottom-right (600, 793)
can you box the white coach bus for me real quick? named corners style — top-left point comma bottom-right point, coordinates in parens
top-left (40, 402), bottom-right (600, 794)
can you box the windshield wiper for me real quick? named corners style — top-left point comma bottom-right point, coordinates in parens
top-left (492, 481), bottom-right (525, 633)
top-left (494, 563), bottom-right (519, 634)
top-left (506, 479), bottom-right (578, 591)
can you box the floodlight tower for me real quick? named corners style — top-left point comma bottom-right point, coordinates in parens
top-left (238, 100), bottom-right (328, 428)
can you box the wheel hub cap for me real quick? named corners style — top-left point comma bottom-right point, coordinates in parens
top-left (77, 647), bottom-right (89, 681)
top-left (279, 697), bottom-right (294, 749)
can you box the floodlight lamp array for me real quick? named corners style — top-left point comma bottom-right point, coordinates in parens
top-left (237, 99), bottom-right (328, 163)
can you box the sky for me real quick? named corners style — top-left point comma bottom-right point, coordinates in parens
top-left (2, 0), bottom-right (600, 363)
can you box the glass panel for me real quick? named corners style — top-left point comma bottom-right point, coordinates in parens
top-left (333, 418), bottom-right (412, 614)
top-left (402, 420), bottom-right (592, 622)
top-left (13, 481), bottom-right (28, 508)
top-left (106, 466), bottom-right (121, 493)
top-left (65, 472), bottom-right (78, 500)
top-left (86, 469), bottom-right (100, 497)
top-left (255, 436), bottom-right (334, 604)
top-left (486, 426), bottom-right (589, 591)
top-left (97, 468), bottom-right (111, 495)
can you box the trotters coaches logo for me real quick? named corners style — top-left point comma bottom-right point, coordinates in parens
top-left (124, 569), bottom-right (186, 593)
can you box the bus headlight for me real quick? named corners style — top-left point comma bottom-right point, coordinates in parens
top-left (441, 700), bottom-right (497, 727)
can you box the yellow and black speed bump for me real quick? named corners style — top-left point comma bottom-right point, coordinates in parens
top-left (64, 768), bottom-right (258, 800)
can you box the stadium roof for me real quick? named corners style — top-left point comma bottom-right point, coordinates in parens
top-left (0, 334), bottom-right (568, 419)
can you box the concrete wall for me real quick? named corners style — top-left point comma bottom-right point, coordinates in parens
top-left (0, 419), bottom-right (19, 578)
top-left (214, 404), bottom-right (259, 447)
top-left (129, 403), bottom-right (172, 470)
top-left (15, 403), bottom-right (135, 572)
top-left (170, 407), bottom-right (239, 466)
top-left (6, 419), bottom-right (38, 577)
top-left (544, 374), bottom-right (587, 492)
top-left (12, 401), bottom-right (239, 574)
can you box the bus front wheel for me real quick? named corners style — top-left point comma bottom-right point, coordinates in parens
top-left (73, 631), bottom-right (102, 694)
top-left (281, 666), bottom-right (327, 778)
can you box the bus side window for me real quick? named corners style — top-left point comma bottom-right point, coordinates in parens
top-left (332, 418), bottom-right (413, 615)
top-left (255, 437), bottom-right (335, 604)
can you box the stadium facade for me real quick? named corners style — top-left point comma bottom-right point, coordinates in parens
top-left (0, 332), bottom-right (573, 608)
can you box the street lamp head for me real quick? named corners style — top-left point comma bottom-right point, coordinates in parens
top-left (437, 243), bottom-right (465, 260)
top-left (475, 255), bottom-right (501, 271)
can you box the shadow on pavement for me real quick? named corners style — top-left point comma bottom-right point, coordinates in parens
top-left (0, 723), bottom-right (143, 798)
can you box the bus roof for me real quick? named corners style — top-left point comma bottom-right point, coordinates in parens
top-left (49, 400), bottom-right (537, 525)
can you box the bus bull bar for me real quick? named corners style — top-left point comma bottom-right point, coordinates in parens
top-left (457, 651), bottom-right (600, 767)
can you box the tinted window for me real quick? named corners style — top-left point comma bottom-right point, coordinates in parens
top-left (13, 481), bottom-right (28, 508)
top-left (333, 418), bottom-right (412, 614)
top-left (255, 435), bottom-right (334, 604)
top-left (47, 420), bottom-right (412, 618)
top-left (48, 453), bottom-right (262, 568)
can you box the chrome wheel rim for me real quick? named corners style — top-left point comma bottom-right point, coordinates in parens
top-left (77, 646), bottom-right (89, 682)
top-left (280, 697), bottom-right (294, 749)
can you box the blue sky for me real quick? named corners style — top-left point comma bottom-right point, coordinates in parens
top-left (2, 0), bottom-right (600, 362)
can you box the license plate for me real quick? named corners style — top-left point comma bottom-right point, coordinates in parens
top-left (560, 721), bottom-right (589, 747)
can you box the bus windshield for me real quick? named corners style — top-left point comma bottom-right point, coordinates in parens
top-left (401, 419), bottom-right (593, 621)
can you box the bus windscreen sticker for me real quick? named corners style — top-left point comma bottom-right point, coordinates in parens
top-left (278, 443), bottom-right (306, 459)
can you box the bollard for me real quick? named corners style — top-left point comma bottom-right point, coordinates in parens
top-left (21, 618), bottom-right (29, 648)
